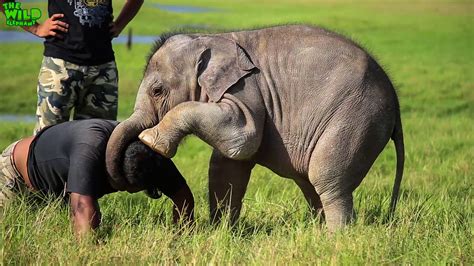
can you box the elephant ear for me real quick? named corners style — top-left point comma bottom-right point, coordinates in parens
top-left (197, 37), bottom-right (257, 102)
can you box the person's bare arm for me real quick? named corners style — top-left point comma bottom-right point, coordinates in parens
top-left (169, 184), bottom-right (194, 224)
top-left (69, 193), bottom-right (101, 239)
top-left (109, 0), bottom-right (143, 38)
top-left (0, 0), bottom-right (68, 38)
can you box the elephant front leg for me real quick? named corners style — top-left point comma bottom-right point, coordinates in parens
top-left (139, 95), bottom-right (264, 159)
top-left (208, 150), bottom-right (255, 225)
top-left (139, 106), bottom-right (189, 158)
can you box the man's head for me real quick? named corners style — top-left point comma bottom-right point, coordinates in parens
top-left (122, 140), bottom-right (164, 197)
top-left (122, 140), bottom-right (194, 223)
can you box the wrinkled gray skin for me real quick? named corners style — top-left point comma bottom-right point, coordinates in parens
top-left (106, 25), bottom-right (404, 232)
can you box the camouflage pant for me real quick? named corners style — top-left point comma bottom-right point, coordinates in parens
top-left (0, 141), bottom-right (25, 212)
top-left (34, 57), bottom-right (118, 134)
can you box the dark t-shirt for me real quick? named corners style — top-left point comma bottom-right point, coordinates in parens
top-left (27, 119), bottom-right (187, 199)
top-left (28, 119), bottom-right (118, 198)
top-left (43, 0), bottom-right (115, 65)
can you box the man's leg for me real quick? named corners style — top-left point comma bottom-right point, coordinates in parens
top-left (74, 60), bottom-right (118, 120)
top-left (0, 141), bottom-right (24, 213)
top-left (34, 57), bottom-right (84, 134)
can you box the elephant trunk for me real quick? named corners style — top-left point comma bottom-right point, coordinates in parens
top-left (106, 109), bottom-right (157, 190)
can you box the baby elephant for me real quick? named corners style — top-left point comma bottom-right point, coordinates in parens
top-left (106, 25), bottom-right (404, 232)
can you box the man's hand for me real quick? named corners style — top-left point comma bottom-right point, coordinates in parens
top-left (69, 193), bottom-right (100, 240)
top-left (32, 14), bottom-right (69, 38)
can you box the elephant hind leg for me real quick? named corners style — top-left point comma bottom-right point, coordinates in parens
top-left (308, 144), bottom-right (359, 232)
top-left (308, 117), bottom-right (393, 232)
top-left (320, 193), bottom-right (355, 232)
top-left (293, 177), bottom-right (324, 218)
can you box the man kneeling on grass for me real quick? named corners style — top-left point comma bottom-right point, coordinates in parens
top-left (0, 119), bottom-right (194, 238)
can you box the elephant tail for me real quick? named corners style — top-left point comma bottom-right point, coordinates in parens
top-left (389, 112), bottom-right (405, 219)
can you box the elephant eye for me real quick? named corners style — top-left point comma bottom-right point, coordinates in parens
top-left (152, 85), bottom-right (163, 97)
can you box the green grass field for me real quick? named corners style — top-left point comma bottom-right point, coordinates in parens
top-left (1, 0), bottom-right (473, 264)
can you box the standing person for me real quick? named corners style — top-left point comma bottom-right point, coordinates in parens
top-left (0, 0), bottom-right (144, 133)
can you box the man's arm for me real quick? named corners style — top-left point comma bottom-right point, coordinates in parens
top-left (0, 0), bottom-right (68, 38)
top-left (109, 0), bottom-right (144, 38)
top-left (154, 159), bottom-right (195, 224)
top-left (168, 184), bottom-right (194, 224)
top-left (69, 193), bottom-right (101, 239)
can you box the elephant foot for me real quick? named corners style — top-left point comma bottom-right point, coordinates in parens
top-left (321, 194), bottom-right (354, 233)
top-left (139, 129), bottom-right (177, 158)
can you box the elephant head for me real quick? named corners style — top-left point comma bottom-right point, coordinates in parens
top-left (105, 34), bottom-right (257, 190)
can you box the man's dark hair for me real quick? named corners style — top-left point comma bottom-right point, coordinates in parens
top-left (123, 141), bottom-right (164, 198)
top-left (122, 140), bottom-right (187, 199)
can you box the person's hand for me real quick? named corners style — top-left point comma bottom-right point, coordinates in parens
top-left (34, 14), bottom-right (69, 38)
top-left (109, 20), bottom-right (124, 38)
